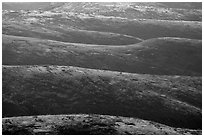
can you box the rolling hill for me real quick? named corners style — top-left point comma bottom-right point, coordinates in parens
top-left (2, 20), bottom-right (142, 45)
top-left (3, 34), bottom-right (202, 76)
top-left (2, 2), bottom-right (202, 135)
top-left (3, 65), bottom-right (202, 129)
top-left (3, 9), bottom-right (202, 41)
top-left (3, 2), bottom-right (202, 21)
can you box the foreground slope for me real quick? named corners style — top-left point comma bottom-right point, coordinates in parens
top-left (3, 35), bottom-right (202, 76)
top-left (2, 114), bottom-right (201, 135)
top-left (3, 65), bottom-right (201, 129)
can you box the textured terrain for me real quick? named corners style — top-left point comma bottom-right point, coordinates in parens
top-left (2, 2), bottom-right (202, 135)
top-left (3, 35), bottom-right (202, 76)
top-left (3, 65), bottom-right (202, 129)
top-left (2, 114), bottom-right (202, 135)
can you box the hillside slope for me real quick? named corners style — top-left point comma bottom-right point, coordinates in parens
top-left (2, 2), bottom-right (202, 135)
top-left (3, 65), bottom-right (201, 129)
top-left (2, 21), bottom-right (142, 45)
top-left (3, 10), bottom-right (202, 41)
top-left (3, 2), bottom-right (201, 21)
top-left (2, 2), bottom-right (63, 11)
top-left (3, 35), bottom-right (202, 76)
top-left (2, 114), bottom-right (202, 135)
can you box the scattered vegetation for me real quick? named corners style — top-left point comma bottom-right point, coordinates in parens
top-left (2, 65), bottom-right (202, 129)
top-left (2, 114), bottom-right (202, 135)
top-left (2, 2), bottom-right (202, 135)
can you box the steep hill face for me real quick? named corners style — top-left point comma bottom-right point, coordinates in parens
top-left (2, 114), bottom-right (202, 135)
top-left (3, 65), bottom-right (202, 129)
top-left (3, 35), bottom-right (202, 76)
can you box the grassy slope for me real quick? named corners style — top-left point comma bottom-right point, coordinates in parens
top-left (159, 2), bottom-right (202, 9)
top-left (2, 15), bottom-right (202, 41)
top-left (51, 2), bottom-right (202, 21)
top-left (3, 34), bottom-right (202, 76)
top-left (2, 114), bottom-right (202, 135)
top-left (3, 2), bottom-right (202, 21)
top-left (2, 4), bottom-right (202, 44)
top-left (2, 2), bottom-right (63, 11)
top-left (81, 18), bottom-right (201, 40)
top-left (2, 22), bottom-right (142, 45)
top-left (2, 65), bottom-right (201, 129)
top-left (2, 2), bottom-right (202, 134)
